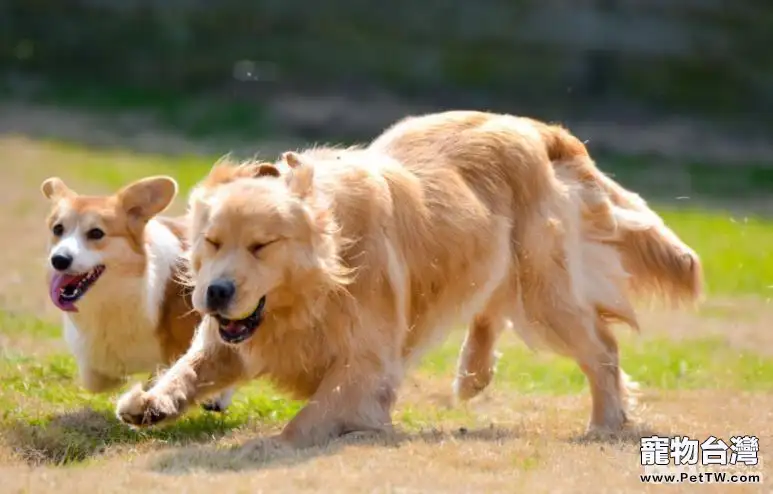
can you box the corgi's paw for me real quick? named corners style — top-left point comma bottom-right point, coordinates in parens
top-left (201, 387), bottom-right (235, 413)
top-left (116, 383), bottom-right (179, 427)
top-left (201, 401), bottom-right (222, 412)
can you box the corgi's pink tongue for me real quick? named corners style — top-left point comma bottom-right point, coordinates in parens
top-left (49, 273), bottom-right (80, 312)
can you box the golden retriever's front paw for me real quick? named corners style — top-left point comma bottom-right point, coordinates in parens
top-left (115, 384), bottom-right (178, 427)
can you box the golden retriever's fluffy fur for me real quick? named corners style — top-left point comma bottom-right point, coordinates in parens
top-left (116, 110), bottom-right (701, 448)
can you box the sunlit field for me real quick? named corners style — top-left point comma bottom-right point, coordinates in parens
top-left (1, 136), bottom-right (770, 493)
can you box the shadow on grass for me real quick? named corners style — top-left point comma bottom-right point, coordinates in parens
top-left (569, 423), bottom-right (670, 447)
top-left (149, 425), bottom-right (519, 474)
top-left (2, 406), bottom-right (245, 466)
top-left (150, 421), bottom-right (672, 475)
top-left (3, 403), bottom-right (670, 471)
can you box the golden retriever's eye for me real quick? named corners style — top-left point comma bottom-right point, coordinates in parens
top-left (205, 237), bottom-right (221, 250)
top-left (249, 243), bottom-right (266, 256)
top-left (86, 228), bottom-right (105, 240)
top-left (52, 224), bottom-right (64, 237)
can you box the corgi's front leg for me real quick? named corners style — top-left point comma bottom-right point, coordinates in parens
top-left (201, 387), bottom-right (236, 413)
top-left (64, 316), bottom-right (125, 393)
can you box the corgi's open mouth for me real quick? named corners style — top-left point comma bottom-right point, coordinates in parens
top-left (216, 296), bottom-right (266, 344)
top-left (49, 265), bottom-right (106, 312)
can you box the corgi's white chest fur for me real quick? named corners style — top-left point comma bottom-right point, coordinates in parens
top-left (63, 220), bottom-right (182, 378)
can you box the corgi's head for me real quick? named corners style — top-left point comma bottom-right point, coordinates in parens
top-left (187, 152), bottom-right (350, 345)
top-left (40, 176), bottom-right (178, 312)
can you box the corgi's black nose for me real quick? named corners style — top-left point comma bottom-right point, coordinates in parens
top-left (206, 279), bottom-right (236, 311)
top-left (51, 254), bottom-right (73, 272)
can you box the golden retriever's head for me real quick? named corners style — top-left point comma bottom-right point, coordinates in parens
top-left (187, 152), bottom-right (347, 344)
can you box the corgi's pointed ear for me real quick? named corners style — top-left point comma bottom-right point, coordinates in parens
top-left (284, 153), bottom-right (314, 198)
top-left (118, 176), bottom-right (178, 220)
top-left (41, 177), bottom-right (75, 201)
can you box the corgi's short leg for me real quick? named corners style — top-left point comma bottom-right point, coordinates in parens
top-left (201, 387), bottom-right (236, 413)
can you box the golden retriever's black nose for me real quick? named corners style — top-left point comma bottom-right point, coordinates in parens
top-left (51, 254), bottom-right (73, 271)
top-left (206, 279), bottom-right (235, 311)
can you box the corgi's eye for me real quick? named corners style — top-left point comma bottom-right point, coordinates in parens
top-left (205, 237), bottom-right (221, 250)
top-left (52, 224), bottom-right (64, 237)
top-left (86, 228), bottom-right (105, 240)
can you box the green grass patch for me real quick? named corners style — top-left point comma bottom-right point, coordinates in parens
top-left (29, 140), bottom-right (216, 195)
top-left (420, 333), bottom-right (773, 394)
top-left (0, 310), bottom-right (60, 339)
top-left (0, 311), bottom-right (305, 465)
top-left (0, 350), bottom-right (302, 465)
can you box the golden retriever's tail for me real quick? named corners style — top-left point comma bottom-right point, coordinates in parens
top-left (537, 122), bottom-right (703, 307)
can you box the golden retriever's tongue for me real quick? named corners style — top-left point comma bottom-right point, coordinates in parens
top-left (49, 273), bottom-right (80, 312)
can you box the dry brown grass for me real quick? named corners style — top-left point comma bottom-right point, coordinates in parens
top-left (1, 387), bottom-right (770, 493)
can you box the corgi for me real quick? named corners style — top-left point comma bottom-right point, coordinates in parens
top-left (41, 176), bottom-right (235, 411)
top-left (116, 110), bottom-right (701, 448)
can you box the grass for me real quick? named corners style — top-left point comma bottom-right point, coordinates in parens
top-left (4, 314), bottom-right (773, 466)
top-left (22, 140), bottom-right (216, 195)
top-left (425, 334), bottom-right (773, 393)
top-left (1, 135), bottom-right (772, 491)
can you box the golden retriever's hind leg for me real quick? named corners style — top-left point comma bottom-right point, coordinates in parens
top-left (454, 313), bottom-right (506, 402)
top-left (569, 313), bottom-right (629, 434)
top-left (527, 289), bottom-right (628, 434)
top-left (594, 316), bottom-right (639, 422)
top-left (454, 280), bottom-right (514, 402)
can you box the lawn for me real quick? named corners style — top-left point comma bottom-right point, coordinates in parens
top-left (1, 135), bottom-right (771, 493)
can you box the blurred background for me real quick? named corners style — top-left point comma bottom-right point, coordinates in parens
top-left (1, 0), bottom-right (772, 207)
top-left (1, 3), bottom-right (773, 478)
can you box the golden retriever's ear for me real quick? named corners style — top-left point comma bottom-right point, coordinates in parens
top-left (40, 177), bottom-right (75, 201)
top-left (256, 163), bottom-right (281, 178)
top-left (118, 176), bottom-right (178, 220)
top-left (282, 151), bottom-right (303, 169)
top-left (242, 162), bottom-right (281, 179)
top-left (284, 154), bottom-right (314, 198)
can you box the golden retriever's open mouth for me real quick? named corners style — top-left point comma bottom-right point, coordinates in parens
top-left (215, 296), bottom-right (267, 344)
top-left (49, 265), bottom-right (106, 312)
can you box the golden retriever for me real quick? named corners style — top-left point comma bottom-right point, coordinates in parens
top-left (116, 110), bottom-right (701, 448)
